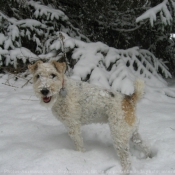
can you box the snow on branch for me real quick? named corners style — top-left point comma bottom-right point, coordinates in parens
top-left (0, 1), bottom-right (90, 68)
top-left (0, 47), bottom-right (38, 68)
top-left (48, 32), bottom-right (171, 95)
top-left (24, 0), bottom-right (89, 42)
top-left (0, 1), bottom-right (173, 96)
top-left (27, 1), bottom-right (69, 21)
top-left (136, 0), bottom-right (175, 27)
top-left (8, 47), bottom-right (38, 68)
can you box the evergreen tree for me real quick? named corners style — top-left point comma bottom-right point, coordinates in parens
top-left (56, 0), bottom-right (175, 74)
top-left (0, 0), bottom-right (175, 96)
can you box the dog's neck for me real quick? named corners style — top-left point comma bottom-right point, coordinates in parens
top-left (59, 75), bottom-right (82, 95)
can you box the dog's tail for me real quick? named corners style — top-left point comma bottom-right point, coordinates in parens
top-left (132, 79), bottom-right (145, 102)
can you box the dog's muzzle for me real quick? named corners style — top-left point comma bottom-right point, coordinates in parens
top-left (40, 88), bottom-right (51, 103)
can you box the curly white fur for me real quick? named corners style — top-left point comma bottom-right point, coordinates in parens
top-left (28, 61), bottom-right (150, 174)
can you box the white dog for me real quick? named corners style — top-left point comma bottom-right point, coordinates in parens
top-left (28, 60), bottom-right (150, 174)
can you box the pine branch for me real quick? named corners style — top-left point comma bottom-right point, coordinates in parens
top-left (136, 0), bottom-right (175, 27)
top-left (59, 32), bottom-right (71, 76)
top-left (49, 32), bottom-right (172, 95)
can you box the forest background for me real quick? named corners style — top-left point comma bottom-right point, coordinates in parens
top-left (0, 0), bottom-right (175, 95)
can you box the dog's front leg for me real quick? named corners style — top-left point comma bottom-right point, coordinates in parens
top-left (66, 123), bottom-right (85, 152)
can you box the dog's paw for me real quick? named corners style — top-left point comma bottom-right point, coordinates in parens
top-left (76, 147), bottom-right (86, 152)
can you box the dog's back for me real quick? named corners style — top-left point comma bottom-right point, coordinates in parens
top-left (54, 77), bottom-right (144, 125)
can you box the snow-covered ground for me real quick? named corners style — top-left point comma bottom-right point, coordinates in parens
top-left (0, 74), bottom-right (175, 175)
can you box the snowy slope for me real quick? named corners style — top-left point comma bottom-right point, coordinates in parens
top-left (0, 74), bottom-right (175, 175)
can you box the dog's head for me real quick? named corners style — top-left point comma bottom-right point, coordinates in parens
top-left (28, 60), bottom-right (66, 107)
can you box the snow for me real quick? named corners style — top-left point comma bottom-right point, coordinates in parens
top-left (0, 74), bottom-right (175, 175)
top-left (170, 34), bottom-right (175, 39)
top-left (8, 25), bottom-right (19, 41)
top-left (0, 47), bottom-right (8, 55)
top-left (90, 67), bottom-right (110, 89)
top-left (4, 38), bottom-right (14, 50)
top-left (8, 47), bottom-right (38, 68)
top-left (16, 19), bottom-right (47, 30)
top-left (0, 33), bottom-right (6, 45)
top-left (0, 28), bottom-right (174, 95)
top-left (28, 0), bottom-right (69, 21)
top-left (48, 33), bottom-right (173, 96)
top-left (1, 0), bottom-right (173, 95)
top-left (136, 0), bottom-right (173, 27)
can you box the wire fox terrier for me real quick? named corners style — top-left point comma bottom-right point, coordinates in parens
top-left (28, 60), bottom-right (150, 174)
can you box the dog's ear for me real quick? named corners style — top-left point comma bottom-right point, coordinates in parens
top-left (51, 61), bottom-right (66, 74)
top-left (28, 60), bottom-right (43, 74)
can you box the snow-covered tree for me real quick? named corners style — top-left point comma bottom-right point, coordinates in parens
top-left (56, 0), bottom-right (175, 74)
top-left (42, 32), bottom-right (174, 96)
top-left (0, 0), bottom-right (89, 68)
top-left (136, 0), bottom-right (175, 27)
top-left (0, 0), bottom-right (175, 96)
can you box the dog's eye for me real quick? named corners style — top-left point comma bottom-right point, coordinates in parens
top-left (51, 74), bottom-right (56, 79)
top-left (36, 74), bottom-right (40, 79)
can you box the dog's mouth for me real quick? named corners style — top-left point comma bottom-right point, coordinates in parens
top-left (42, 96), bottom-right (52, 103)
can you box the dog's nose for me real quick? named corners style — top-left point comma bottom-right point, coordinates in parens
top-left (40, 88), bottom-right (49, 96)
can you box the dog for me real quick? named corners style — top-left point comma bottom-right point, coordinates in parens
top-left (28, 60), bottom-right (150, 174)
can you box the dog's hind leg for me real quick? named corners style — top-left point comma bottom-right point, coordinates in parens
top-left (108, 119), bottom-right (132, 174)
top-left (131, 131), bottom-right (150, 158)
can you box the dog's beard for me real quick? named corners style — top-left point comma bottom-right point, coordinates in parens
top-left (40, 95), bottom-right (57, 108)
top-left (35, 90), bottom-right (57, 109)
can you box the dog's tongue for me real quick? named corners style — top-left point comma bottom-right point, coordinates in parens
top-left (43, 96), bottom-right (51, 103)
